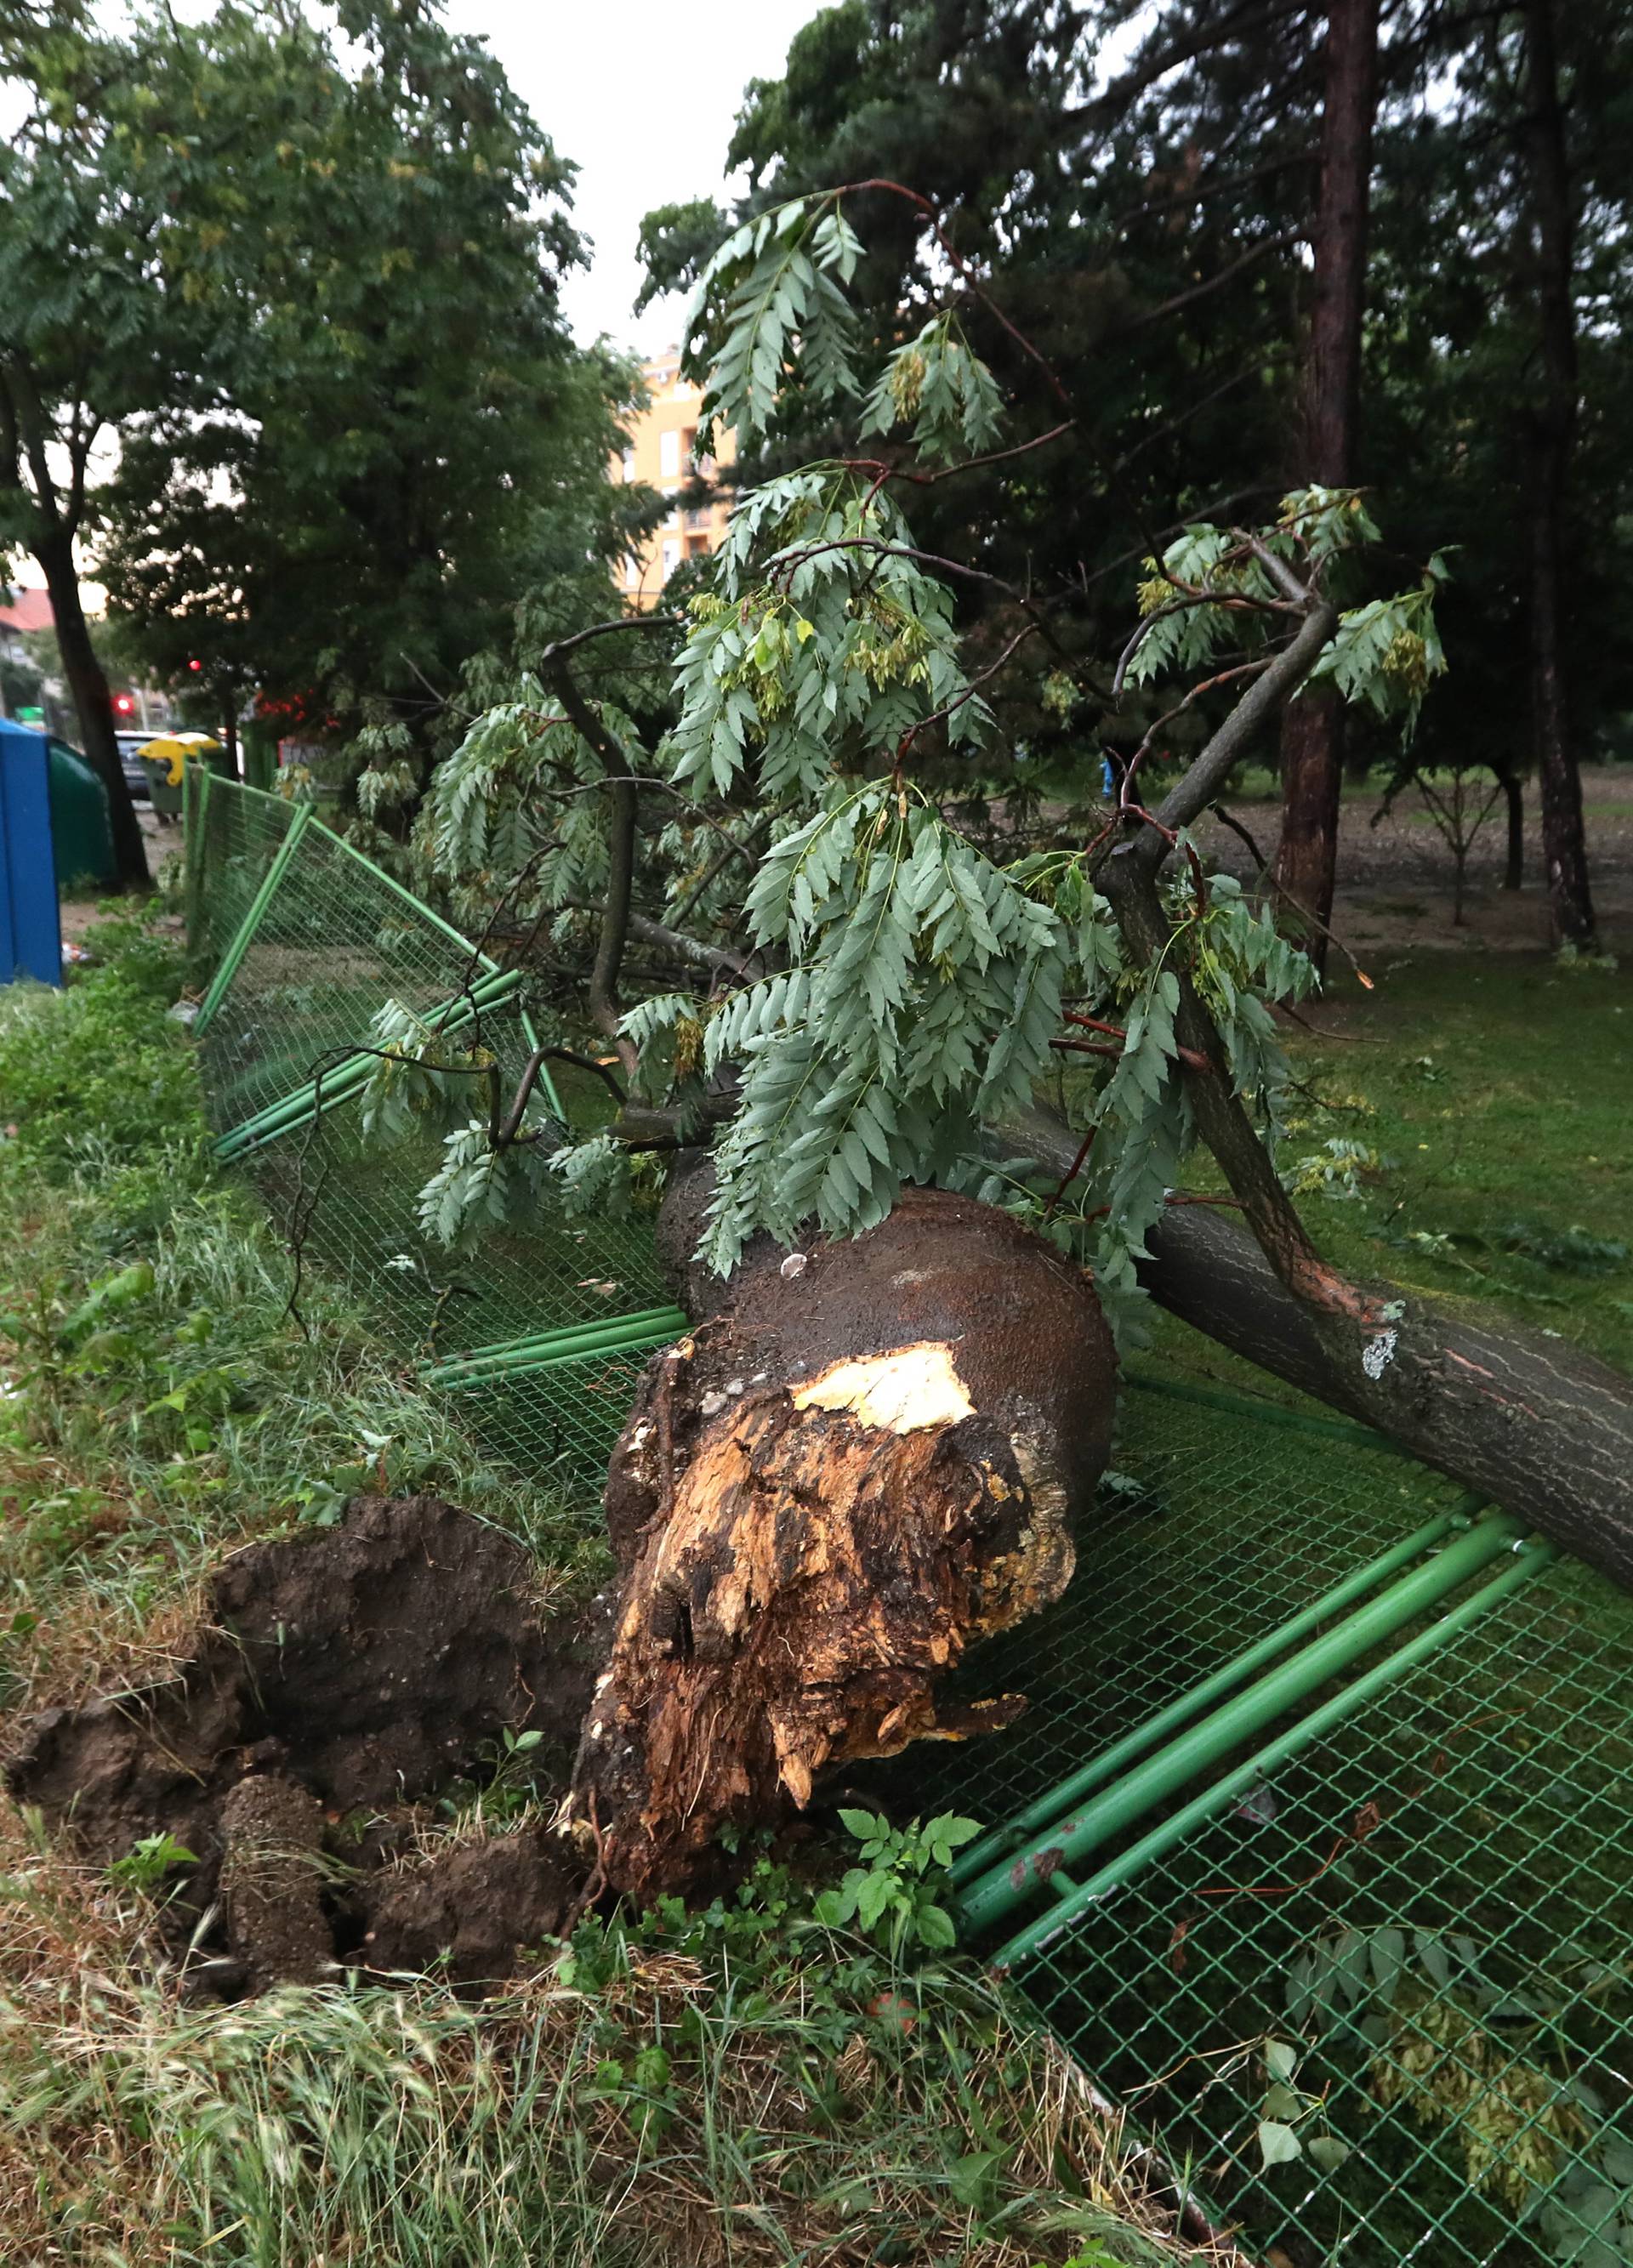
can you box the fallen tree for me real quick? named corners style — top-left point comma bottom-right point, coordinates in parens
top-left (563, 1187), bottom-right (1117, 1900)
top-left (335, 183), bottom-right (1629, 1903)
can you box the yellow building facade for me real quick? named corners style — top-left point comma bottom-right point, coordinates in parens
top-left (614, 350), bottom-right (736, 606)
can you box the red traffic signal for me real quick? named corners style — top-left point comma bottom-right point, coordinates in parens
top-left (113, 693), bottom-right (135, 714)
top-left (188, 658), bottom-right (203, 674)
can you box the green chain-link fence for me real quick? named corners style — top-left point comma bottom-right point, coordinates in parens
top-left (186, 772), bottom-right (681, 1492)
top-left (187, 772), bottom-right (1633, 2268)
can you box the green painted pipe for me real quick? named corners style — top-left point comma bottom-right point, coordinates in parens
top-left (957, 1513), bottom-right (1527, 1940)
top-left (215, 969), bottom-right (524, 1158)
top-left (427, 1304), bottom-right (689, 1378)
top-left (196, 804), bottom-right (313, 1032)
top-left (951, 1501), bottom-right (1477, 1890)
top-left (987, 1535), bottom-right (1555, 1972)
top-left (1124, 1369), bottom-right (1416, 1457)
top-left (434, 1320), bottom-right (687, 1393)
top-left (426, 1306), bottom-right (689, 1387)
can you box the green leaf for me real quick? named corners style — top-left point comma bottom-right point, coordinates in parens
top-left (1264, 2039), bottom-right (1299, 2083)
top-left (1257, 2120), bottom-right (1303, 2169)
top-left (1305, 2136), bottom-right (1353, 2175)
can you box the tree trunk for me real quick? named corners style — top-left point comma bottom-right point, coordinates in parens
top-left (1273, 0), bottom-right (1380, 972)
top-left (1520, 0), bottom-right (1594, 947)
top-left (563, 1188), bottom-right (1118, 1901)
top-left (1500, 769), bottom-right (1524, 889)
top-left (34, 531), bottom-right (150, 888)
top-left (999, 1104), bottom-right (1633, 1588)
top-left (1138, 1203), bottom-right (1633, 1588)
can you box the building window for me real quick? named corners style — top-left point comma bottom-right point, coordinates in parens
top-left (658, 429), bottom-right (680, 478)
top-left (682, 426), bottom-right (697, 467)
top-left (686, 534), bottom-right (710, 560)
top-left (661, 537), bottom-right (681, 581)
top-left (620, 447), bottom-right (635, 483)
top-left (684, 505), bottom-right (710, 531)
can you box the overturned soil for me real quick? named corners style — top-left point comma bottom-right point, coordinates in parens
top-left (5, 1495), bottom-right (594, 1992)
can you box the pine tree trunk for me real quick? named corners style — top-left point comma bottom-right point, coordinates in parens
top-left (1521, 0), bottom-right (1595, 947)
top-left (564, 1189), bottom-right (1118, 1901)
top-left (1500, 770), bottom-right (1525, 890)
top-left (1273, 0), bottom-right (1380, 970)
top-left (34, 531), bottom-right (150, 889)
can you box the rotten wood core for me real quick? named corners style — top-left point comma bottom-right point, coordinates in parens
top-left (563, 1187), bottom-right (1118, 1903)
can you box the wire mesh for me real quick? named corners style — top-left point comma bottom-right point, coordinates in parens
top-left (191, 782), bottom-right (1633, 2265)
top-left (902, 1379), bottom-right (1633, 2268)
top-left (190, 781), bottom-right (671, 1503)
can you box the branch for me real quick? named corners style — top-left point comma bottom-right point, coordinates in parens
top-left (547, 657), bottom-right (641, 1075)
top-left (1110, 227), bottom-right (1306, 339)
top-left (537, 613), bottom-right (683, 668)
top-left (562, 896), bottom-right (751, 979)
top-left (1098, 844), bottom-right (1380, 1325)
top-left (1141, 601), bottom-right (1338, 851)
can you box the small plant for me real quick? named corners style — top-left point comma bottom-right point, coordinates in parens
top-left (1254, 2037), bottom-right (1352, 2174)
top-left (1283, 1136), bottom-right (1384, 1201)
top-left (105, 1831), bottom-right (196, 1891)
top-left (811, 1808), bottom-right (980, 1955)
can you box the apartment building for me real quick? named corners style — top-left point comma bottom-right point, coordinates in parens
top-left (614, 350), bottom-right (735, 606)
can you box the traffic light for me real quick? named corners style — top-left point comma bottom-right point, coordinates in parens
top-left (188, 658), bottom-right (203, 674)
top-left (113, 692), bottom-right (135, 716)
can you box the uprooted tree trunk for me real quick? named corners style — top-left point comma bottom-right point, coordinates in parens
top-left (1002, 1106), bottom-right (1633, 1589)
top-left (561, 1186), bottom-right (1118, 1904)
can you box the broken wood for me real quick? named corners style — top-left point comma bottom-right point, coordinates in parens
top-left (564, 1186), bottom-right (1118, 1902)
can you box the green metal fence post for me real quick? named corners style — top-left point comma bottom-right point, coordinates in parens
top-left (957, 1514), bottom-right (1523, 1940)
top-left (183, 760), bottom-right (213, 958)
top-left (986, 1534), bottom-right (1556, 1972)
top-left (195, 802), bottom-right (312, 1033)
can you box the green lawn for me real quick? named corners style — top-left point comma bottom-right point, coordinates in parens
top-left (1277, 950), bottom-right (1633, 1373)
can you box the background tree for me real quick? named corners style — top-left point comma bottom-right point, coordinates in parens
top-left (98, 0), bottom-right (637, 818)
top-left (638, 0), bottom-right (1633, 943)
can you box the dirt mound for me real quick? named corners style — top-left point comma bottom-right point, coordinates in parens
top-left (5, 1495), bottom-right (598, 1991)
top-left (347, 1823), bottom-right (575, 1986)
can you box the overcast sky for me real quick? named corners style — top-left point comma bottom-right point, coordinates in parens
top-left (443, 0), bottom-right (824, 354)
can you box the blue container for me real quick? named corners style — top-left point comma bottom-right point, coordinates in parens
top-left (0, 716), bottom-right (63, 985)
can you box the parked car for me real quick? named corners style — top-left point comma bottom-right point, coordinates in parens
top-left (114, 730), bottom-right (152, 803)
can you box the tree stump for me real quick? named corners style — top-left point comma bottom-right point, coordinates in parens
top-left (565, 1187), bottom-right (1118, 1902)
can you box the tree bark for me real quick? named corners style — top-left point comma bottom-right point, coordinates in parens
top-left (1273, 0), bottom-right (1380, 971)
top-left (1520, 0), bottom-right (1595, 947)
top-left (999, 1106), bottom-right (1633, 1590)
top-left (563, 1188), bottom-right (1118, 1901)
top-left (1139, 1203), bottom-right (1633, 1588)
top-left (1500, 768), bottom-right (1525, 890)
top-left (34, 529), bottom-right (150, 887)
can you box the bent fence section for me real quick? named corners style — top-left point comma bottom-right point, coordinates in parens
top-left (185, 770), bottom-right (681, 1495)
top-left (186, 772), bottom-right (1633, 2268)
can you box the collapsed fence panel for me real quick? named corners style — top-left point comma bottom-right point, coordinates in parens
top-left (901, 1378), bottom-right (1633, 2268)
top-left (186, 778), bottom-right (1633, 2267)
top-left (187, 776), bottom-right (674, 1496)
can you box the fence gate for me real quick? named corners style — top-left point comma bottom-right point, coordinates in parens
top-left (186, 775), bottom-right (1633, 2268)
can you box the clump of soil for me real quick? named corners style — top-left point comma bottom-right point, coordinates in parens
top-left (4, 1495), bottom-right (596, 1992)
top-left (350, 1824), bottom-right (574, 1986)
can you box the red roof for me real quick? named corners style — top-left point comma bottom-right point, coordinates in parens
top-left (0, 588), bottom-right (54, 635)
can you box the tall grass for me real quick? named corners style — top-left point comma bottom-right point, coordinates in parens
top-left (0, 914), bottom-right (1209, 2268)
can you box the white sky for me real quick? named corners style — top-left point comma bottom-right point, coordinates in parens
top-left (442, 0), bottom-right (826, 352)
top-left (3, 0), bottom-right (822, 589)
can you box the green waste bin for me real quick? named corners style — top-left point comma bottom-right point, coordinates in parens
top-left (46, 738), bottom-right (117, 891)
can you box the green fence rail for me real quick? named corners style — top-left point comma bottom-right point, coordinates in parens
top-left (186, 775), bottom-right (676, 1494)
top-left (186, 776), bottom-right (1633, 2268)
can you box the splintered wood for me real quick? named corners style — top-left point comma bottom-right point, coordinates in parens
top-left (566, 1188), bottom-right (1118, 1901)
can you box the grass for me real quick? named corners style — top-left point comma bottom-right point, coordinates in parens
top-left (0, 913), bottom-right (1203, 2268)
top-left (1277, 948), bottom-right (1633, 1373)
